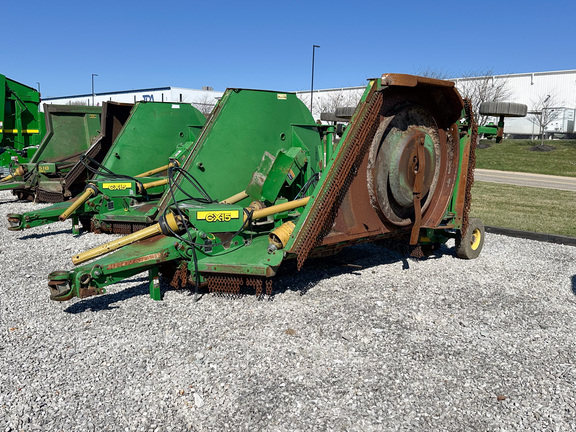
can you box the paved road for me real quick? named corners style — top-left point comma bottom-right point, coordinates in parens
top-left (475, 169), bottom-right (576, 192)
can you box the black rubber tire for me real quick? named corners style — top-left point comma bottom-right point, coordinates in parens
top-left (334, 106), bottom-right (356, 119)
top-left (479, 101), bottom-right (527, 118)
top-left (456, 218), bottom-right (485, 259)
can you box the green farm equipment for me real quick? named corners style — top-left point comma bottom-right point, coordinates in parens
top-left (0, 104), bottom-right (102, 201)
top-left (477, 101), bottom-right (527, 141)
top-left (48, 74), bottom-right (484, 302)
top-left (459, 101), bottom-right (528, 142)
top-left (0, 74), bottom-right (46, 176)
top-left (7, 101), bottom-right (206, 232)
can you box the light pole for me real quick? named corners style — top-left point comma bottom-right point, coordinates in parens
top-left (91, 73), bottom-right (98, 106)
top-left (310, 44), bottom-right (320, 116)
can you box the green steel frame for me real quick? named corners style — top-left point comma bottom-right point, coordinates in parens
top-left (0, 105), bottom-right (102, 199)
top-left (7, 101), bottom-right (206, 232)
top-left (0, 74), bottom-right (46, 175)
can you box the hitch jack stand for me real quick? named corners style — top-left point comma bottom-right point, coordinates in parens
top-left (149, 267), bottom-right (161, 300)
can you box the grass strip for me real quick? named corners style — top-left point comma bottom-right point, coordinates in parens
top-left (471, 181), bottom-right (576, 238)
top-left (475, 139), bottom-right (576, 177)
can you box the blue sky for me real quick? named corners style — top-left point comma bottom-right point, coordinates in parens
top-left (2, 0), bottom-right (574, 98)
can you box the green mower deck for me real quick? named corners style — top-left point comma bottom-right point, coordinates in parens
top-left (7, 101), bottom-right (206, 232)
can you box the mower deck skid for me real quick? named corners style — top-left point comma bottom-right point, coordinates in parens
top-left (48, 75), bottom-right (483, 303)
top-left (7, 101), bottom-right (206, 232)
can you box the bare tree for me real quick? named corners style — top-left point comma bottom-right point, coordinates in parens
top-left (68, 100), bottom-right (91, 106)
top-left (415, 67), bottom-right (452, 80)
top-left (190, 93), bottom-right (218, 116)
top-left (528, 92), bottom-right (562, 146)
top-left (314, 88), bottom-right (364, 118)
top-left (455, 69), bottom-right (513, 125)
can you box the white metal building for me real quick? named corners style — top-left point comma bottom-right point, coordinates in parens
top-left (43, 69), bottom-right (576, 137)
top-left (298, 70), bottom-right (576, 137)
top-left (43, 86), bottom-right (223, 116)
top-left (454, 70), bottom-right (576, 137)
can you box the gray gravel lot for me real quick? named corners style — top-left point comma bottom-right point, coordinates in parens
top-left (0, 190), bottom-right (575, 431)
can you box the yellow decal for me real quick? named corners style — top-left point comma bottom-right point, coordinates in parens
top-left (89, 114), bottom-right (97, 119)
top-left (196, 210), bottom-right (240, 222)
top-left (102, 182), bottom-right (132, 191)
top-left (0, 129), bottom-right (39, 133)
top-left (38, 165), bottom-right (51, 173)
top-left (277, 94), bottom-right (287, 100)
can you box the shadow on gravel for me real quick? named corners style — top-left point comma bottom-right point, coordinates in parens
top-left (572, 275), bottom-right (576, 297)
top-left (61, 241), bottom-right (454, 309)
top-left (271, 240), bottom-right (450, 296)
top-left (18, 229), bottom-right (75, 240)
top-left (63, 277), bottom-right (150, 313)
top-left (0, 198), bottom-right (19, 205)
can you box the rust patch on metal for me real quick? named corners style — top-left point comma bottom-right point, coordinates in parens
top-left (79, 287), bottom-right (99, 298)
top-left (170, 261), bottom-right (189, 289)
top-left (91, 219), bottom-right (149, 234)
top-left (106, 252), bottom-right (162, 270)
top-left (207, 274), bottom-right (243, 296)
top-left (291, 87), bottom-right (383, 270)
top-left (292, 85), bottom-right (462, 268)
top-left (409, 135), bottom-right (426, 245)
top-left (462, 98), bottom-right (477, 235)
top-left (206, 274), bottom-right (272, 297)
top-left (110, 222), bottom-right (148, 234)
top-left (381, 73), bottom-right (456, 89)
top-left (202, 263), bottom-right (269, 276)
top-left (36, 187), bottom-right (65, 203)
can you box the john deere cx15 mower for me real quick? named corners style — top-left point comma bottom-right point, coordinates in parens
top-left (48, 74), bottom-right (486, 302)
top-left (7, 101), bottom-right (206, 233)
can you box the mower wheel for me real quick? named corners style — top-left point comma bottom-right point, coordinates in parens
top-left (479, 102), bottom-right (527, 118)
top-left (456, 218), bottom-right (485, 259)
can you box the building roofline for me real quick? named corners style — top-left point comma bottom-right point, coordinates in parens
top-left (295, 86), bottom-right (365, 94)
top-left (43, 86), bottom-right (173, 101)
top-left (452, 69), bottom-right (576, 81)
top-left (42, 69), bottom-right (576, 101)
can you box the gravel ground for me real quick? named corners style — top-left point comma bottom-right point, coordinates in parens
top-left (0, 190), bottom-right (575, 431)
